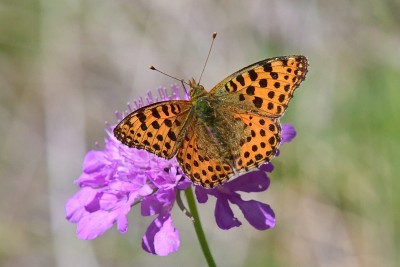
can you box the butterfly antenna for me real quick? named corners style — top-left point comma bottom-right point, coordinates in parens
top-left (149, 65), bottom-right (189, 86)
top-left (198, 32), bottom-right (217, 84)
top-left (180, 80), bottom-right (189, 96)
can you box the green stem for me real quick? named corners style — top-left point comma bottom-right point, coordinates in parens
top-left (185, 186), bottom-right (217, 267)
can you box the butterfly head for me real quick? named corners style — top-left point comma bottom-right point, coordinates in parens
top-left (189, 78), bottom-right (207, 100)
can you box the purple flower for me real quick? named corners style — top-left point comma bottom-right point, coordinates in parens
top-left (65, 83), bottom-right (297, 256)
top-left (65, 85), bottom-right (190, 256)
top-left (195, 124), bottom-right (297, 230)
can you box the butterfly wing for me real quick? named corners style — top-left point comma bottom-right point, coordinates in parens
top-left (233, 113), bottom-right (281, 170)
top-left (176, 118), bottom-right (235, 188)
top-left (210, 55), bottom-right (308, 117)
top-left (114, 100), bottom-right (193, 159)
top-left (207, 55), bottom-right (307, 173)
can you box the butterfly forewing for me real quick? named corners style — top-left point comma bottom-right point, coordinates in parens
top-left (114, 100), bottom-right (193, 159)
top-left (210, 55), bottom-right (308, 117)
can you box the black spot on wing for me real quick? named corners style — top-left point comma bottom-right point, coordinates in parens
top-left (248, 69), bottom-right (258, 81)
top-left (236, 74), bottom-right (245, 86)
top-left (151, 108), bottom-right (161, 118)
top-left (263, 63), bottom-right (272, 72)
top-left (253, 97), bottom-right (263, 108)
top-left (246, 86), bottom-right (255, 96)
top-left (259, 79), bottom-right (268, 88)
top-left (161, 105), bottom-right (169, 116)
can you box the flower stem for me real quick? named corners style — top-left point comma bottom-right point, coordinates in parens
top-left (185, 186), bottom-right (217, 267)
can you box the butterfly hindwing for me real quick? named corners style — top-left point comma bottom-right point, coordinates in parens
top-left (233, 113), bottom-right (281, 170)
top-left (114, 100), bottom-right (193, 159)
top-left (176, 111), bottom-right (282, 186)
top-left (210, 55), bottom-right (308, 117)
top-left (176, 120), bottom-right (234, 188)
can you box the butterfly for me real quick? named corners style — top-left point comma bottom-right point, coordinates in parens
top-left (114, 55), bottom-right (308, 188)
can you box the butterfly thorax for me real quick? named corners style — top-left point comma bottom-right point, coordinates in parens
top-left (188, 78), bottom-right (219, 125)
top-left (189, 79), bottom-right (240, 164)
top-left (189, 78), bottom-right (218, 125)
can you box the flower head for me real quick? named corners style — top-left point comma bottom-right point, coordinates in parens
top-left (66, 85), bottom-right (190, 256)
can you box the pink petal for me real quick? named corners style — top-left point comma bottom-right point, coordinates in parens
top-left (65, 187), bottom-right (97, 223)
top-left (194, 186), bottom-right (209, 203)
top-left (77, 211), bottom-right (116, 239)
top-left (142, 215), bottom-right (180, 256)
top-left (281, 124), bottom-right (297, 144)
top-left (215, 196), bottom-right (241, 230)
top-left (231, 197), bottom-right (275, 230)
top-left (225, 171), bottom-right (270, 193)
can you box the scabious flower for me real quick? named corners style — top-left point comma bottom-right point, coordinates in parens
top-left (65, 85), bottom-right (191, 256)
top-left (65, 84), bottom-right (297, 256)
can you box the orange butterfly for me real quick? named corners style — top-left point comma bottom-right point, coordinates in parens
top-left (114, 55), bottom-right (308, 188)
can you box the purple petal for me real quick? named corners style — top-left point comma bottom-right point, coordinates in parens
top-left (117, 214), bottom-right (128, 234)
top-left (153, 217), bottom-right (180, 256)
top-left (108, 180), bottom-right (144, 194)
top-left (259, 162), bottom-right (274, 172)
top-left (230, 196), bottom-right (275, 230)
top-left (141, 195), bottom-right (163, 216)
top-left (81, 151), bottom-right (106, 173)
top-left (215, 195), bottom-right (241, 230)
top-left (139, 184), bottom-right (154, 196)
top-left (75, 171), bottom-right (109, 187)
top-left (281, 124), bottom-right (297, 144)
top-left (98, 192), bottom-right (119, 210)
top-left (77, 210), bottom-right (116, 239)
top-left (65, 187), bottom-right (97, 223)
top-left (194, 186), bottom-right (209, 203)
top-left (224, 171), bottom-right (270, 193)
top-left (141, 188), bottom-right (176, 217)
top-left (116, 204), bottom-right (132, 234)
top-left (176, 178), bottom-right (191, 190)
top-left (142, 215), bottom-right (180, 256)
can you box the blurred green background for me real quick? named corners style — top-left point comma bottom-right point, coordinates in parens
top-left (1, 0), bottom-right (399, 266)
